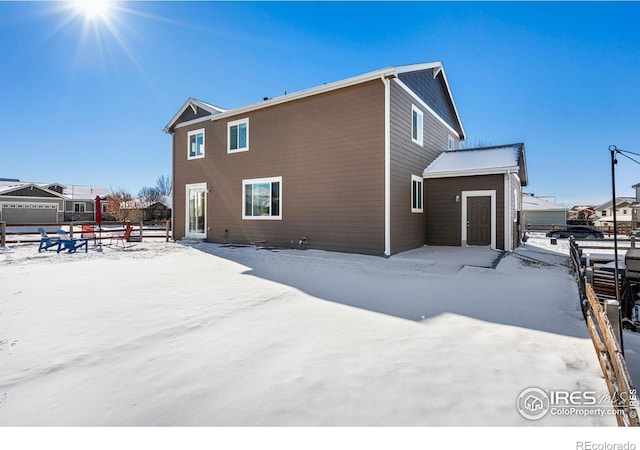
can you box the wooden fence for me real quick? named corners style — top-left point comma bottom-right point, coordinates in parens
top-left (585, 284), bottom-right (639, 426)
top-left (526, 223), bottom-right (635, 236)
top-left (569, 237), bottom-right (639, 426)
top-left (0, 220), bottom-right (171, 247)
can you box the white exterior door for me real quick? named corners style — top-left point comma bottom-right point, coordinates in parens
top-left (185, 183), bottom-right (207, 239)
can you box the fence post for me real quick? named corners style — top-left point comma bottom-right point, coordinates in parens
top-left (165, 219), bottom-right (170, 242)
top-left (605, 300), bottom-right (622, 348)
top-left (586, 267), bottom-right (594, 286)
top-left (140, 222), bottom-right (144, 242)
top-left (0, 221), bottom-right (5, 247)
top-left (632, 236), bottom-right (636, 249)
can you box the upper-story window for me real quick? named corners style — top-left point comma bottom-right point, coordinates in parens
top-left (448, 135), bottom-right (456, 151)
top-left (188, 128), bottom-right (205, 160)
top-left (228, 118), bottom-right (249, 153)
top-left (411, 105), bottom-right (423, 146)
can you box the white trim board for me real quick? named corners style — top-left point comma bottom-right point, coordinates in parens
top-left (461, 190), bottom-right (496, 251)
top-left (383, 76), bottom-right (391, 256)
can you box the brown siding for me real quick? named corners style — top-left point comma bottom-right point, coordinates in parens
top-left (389, 79), bottom-right (459, 254)
top-left (424, 175), bottom-right (505, 250)
top-left (173, 80), bottom-right (386, 255)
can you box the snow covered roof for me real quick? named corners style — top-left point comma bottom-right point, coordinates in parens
top-left (595, 196), bottom-right (636, 210)
top-left (521, 194), bottom-right (567, 212)
top-left (0, 180), bottom-right (109, 200)
top-left (423, 143), bottom-right (527, 185)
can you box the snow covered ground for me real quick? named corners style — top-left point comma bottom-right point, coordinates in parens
top-left (0, 238), bottom-right (619, 426)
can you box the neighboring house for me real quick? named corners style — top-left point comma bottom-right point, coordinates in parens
top-left (165, 62), bottom-right (528, 255)
top-left (0, 180), bottom-right (110, 224)
top-left (568, 205), bottom-right (597, 222)
top-left (520, 194), bottom-right (567, 230)
top-left (127, 195), bottom-right (172, 221)
top-left (593, 197), bottom-right (635, 230)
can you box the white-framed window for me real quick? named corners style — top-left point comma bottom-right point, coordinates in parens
top-left (187, 128), bottom-right (205, 160)
top-left (411, 105), bottom-right (423, 146)
top-left (411, 175), bottom-right (423, 213)
top-left (242, 176), bottom-right (282, 220)
top-left (228, 118), bottom-right (249, 153)
top-left (448, 135), bottom-right (456, 151)
top-left (74, 203), bottom-right (86, 213)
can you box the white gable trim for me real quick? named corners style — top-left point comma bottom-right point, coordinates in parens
top-left (0, 183), bottom-right (66, 199)
top-left (393, 78), bottom-right (460, 139)
top-left (173, 115), bottom-right (213, 132)
top-left (164, 98), bottom-right (226, 133)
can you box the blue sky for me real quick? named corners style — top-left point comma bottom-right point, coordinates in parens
top-left (0, 1), bottom-right (638, 206)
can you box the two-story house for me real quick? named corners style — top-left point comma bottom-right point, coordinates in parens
top-left (165, 62), bottom-right (528, 256)
top-left (594, 197), bottom-right (635, 231)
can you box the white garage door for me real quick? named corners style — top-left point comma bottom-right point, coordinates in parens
top-left (0, 202), bottom-right (58, 224)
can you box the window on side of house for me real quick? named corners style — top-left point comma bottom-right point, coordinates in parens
top-left (187, 128), bottom-right (205, 160)
top-left (74, 203), bottom-right (86, 213)
top-left (228, 118), bottom-right (249, 153)
top-left (411, 175), bottom-right (423, 213)
top-left (243, 176), bottom-right (282, 219)
top-left (411, 105), bottom-right (423, 146)
top-left (448, 135), bottom-right (456, 151)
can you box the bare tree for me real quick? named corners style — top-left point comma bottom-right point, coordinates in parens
top-left (137, 186), bottom-right (162, 209)
top-left (459, 139), bottom-right (493, 149)
top-left (156, 175), bottom-right (172, 196)
top-left (106, 188), bottom-right (140, 223)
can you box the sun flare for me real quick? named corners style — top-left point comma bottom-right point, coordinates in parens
top-left (71, 0), bottom-right (112, 20)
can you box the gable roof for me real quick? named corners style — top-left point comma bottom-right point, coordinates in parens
top-left (0, 180), bottom-right (109, 200)
top-left (0, 182), bottom-right (66, 198)
top-left (163, 98), bottom-right (227, 133)
top-left (521, 194), bottom-right (567, 212)
top-left (163, 62), bottom-right (466, 139)
top-left (423, 143), bottom-right (528, 185)
top-left (595, 197), bottom-right (636, 211)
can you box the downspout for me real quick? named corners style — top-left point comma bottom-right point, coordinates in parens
top-left (382, 75), bottom-right (391, 256)
top-left (505, 171), bottom-right (512, 252)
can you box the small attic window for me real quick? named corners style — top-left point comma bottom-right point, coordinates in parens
top-left (448, 135), bottom-right (455, 151)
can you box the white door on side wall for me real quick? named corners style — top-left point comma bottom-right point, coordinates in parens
top-left (185, 183), bottom-right (207, 239)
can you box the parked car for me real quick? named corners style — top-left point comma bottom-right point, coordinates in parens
top-left (546, 226), bottom-right (604, 239)
top-left (629, 229), bottom-right (640, 238)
